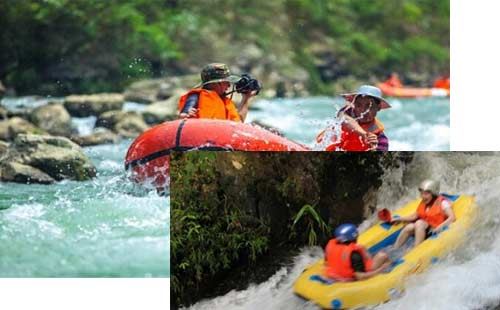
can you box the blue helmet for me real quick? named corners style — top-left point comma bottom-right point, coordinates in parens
top-left (334, 223), bottom-right (359, 243)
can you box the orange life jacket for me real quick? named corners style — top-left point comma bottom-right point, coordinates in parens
top-left (324, 239), bottom-right (373, 281)
top-left (178, 89), bottom-right (241, 122)
top-left (433, 77), bottom-right (450, 90)
top-left (317, 118), bottom-right (385, 151)
top-left (416, 195), bottom-right (448, 228)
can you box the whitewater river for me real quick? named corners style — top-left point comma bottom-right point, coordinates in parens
top-left (0, 97), bottom-right (169, 277)
top-left (187, 152), bottom-right (500, 310)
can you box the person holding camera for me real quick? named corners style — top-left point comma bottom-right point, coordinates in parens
top-left (177, 63), bottom-right (261, 122)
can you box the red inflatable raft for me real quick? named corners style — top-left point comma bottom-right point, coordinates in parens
top-left (377, 83), bottom-right (450, 98)
top-left (124, 119), bottom-right (308, 189)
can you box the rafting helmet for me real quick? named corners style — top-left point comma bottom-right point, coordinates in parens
top-left (418, 179), bottom-right (440, 196)
top-left (334, 223), bottom-right (359, 243)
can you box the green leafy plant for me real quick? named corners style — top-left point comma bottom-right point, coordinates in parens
top-left (292, 204), bottom-right (329, 246)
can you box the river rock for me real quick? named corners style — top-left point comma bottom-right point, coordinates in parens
top-left (70, 128), bottom-right (120, 146)
top-left (0, 162), bottom-right (55, 184)
top-left (30, 102), bottom-right (72, 136)
top-left (0, 104), bottom-right (7, 120)
top-left (141, 91), bottom-right (182, 124)
top-left (0, 117), bottom-right (45, 141)
top-left (64, 93), bottom-right (124, 117)
top-left (96, 110), bottom-right (149, 138)
top-left (0, 140), bottom-right (8, 157)
top-left (1, 134), bottom-right (96, 182)
top-left (123, 75), bottom-right (196, 103)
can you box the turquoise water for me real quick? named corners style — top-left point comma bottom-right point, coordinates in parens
top-left (0, 129), bottom-right (169, 277)
top-left (247, 96), bottom-right (450, 150)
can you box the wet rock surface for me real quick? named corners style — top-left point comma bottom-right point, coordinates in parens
top-left (30, 102), bottom-right (73, 136)
top-left (64, 93), bottom-right (124, 117)
top-left (0, 117), bottom-right (46, 141)
top-left (0, 134), bottom-right (97, 183)
top-left (70, 128), bottom-right (120, 147)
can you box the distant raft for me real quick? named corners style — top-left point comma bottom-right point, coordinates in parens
top-left (124, 119), bottom-right (309, 189)
top-left (293, 194), bottom-right (477, 309)
top-left (377, 83), bottom-right (450, 98)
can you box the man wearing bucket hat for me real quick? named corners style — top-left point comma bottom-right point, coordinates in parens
top-left (178, 63), bottom-right (256, 122)
top-left (316, 85), bottom-right (391, 151)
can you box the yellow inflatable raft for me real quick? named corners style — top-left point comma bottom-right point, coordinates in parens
top-left (293, 194), bottom-right (477, 309)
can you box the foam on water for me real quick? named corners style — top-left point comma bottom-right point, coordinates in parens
top-left (187, 153), bottom-right (500, 309)
top-left (0, 139), bottom-right (169, 277)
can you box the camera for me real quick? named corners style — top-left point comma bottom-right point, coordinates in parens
top-left (235, 74), bottom-right (262, 95)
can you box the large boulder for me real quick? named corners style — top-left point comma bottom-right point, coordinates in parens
top-left (64, 93), bottom-right (124, 117)
top-left (29, 102), bottom-right (72, 136)
top-left (96, 110), bottom-right (149, 138)
top-left (0, 117), bottom-right (45, 141)
top-left (141, 91), bottom-right (182, 125)
top-left (0, 162), bottom-right (55, 184)
top-left (0, 134), bottom-right (97, 183)
top-left (70, 128), bottom-right (120, 147)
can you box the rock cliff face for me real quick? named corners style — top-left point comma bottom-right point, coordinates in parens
top-left (170, 151), bottom-right (413, 308)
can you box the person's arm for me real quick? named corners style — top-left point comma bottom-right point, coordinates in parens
top-left (354, 264), bottom-right (390, 280)
top-left (352, 251), bottom-right (390, 280)
top-left (432, 201), bottom-right (456, 232)
top-left (237, 92), bottom-right (256, 122)
top-left (338, 113), bottom-right (378, 150)
top-left (393, 212), bottom-right (419, 223)
top-left (179, 93), bottom-right (199, 118)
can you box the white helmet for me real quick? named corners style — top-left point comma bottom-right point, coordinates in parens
top-left (419, 179), bottom-right (440, 196)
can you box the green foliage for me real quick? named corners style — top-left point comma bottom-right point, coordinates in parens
top-left (0, 0), bottom-right (449, 94)
top-left (170, 152), bottom-right (270, 307)
top-left (291, 204), bottom-right (329, 246)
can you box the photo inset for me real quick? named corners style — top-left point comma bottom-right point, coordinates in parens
top-left (170, 152), bottom-right (499, 310)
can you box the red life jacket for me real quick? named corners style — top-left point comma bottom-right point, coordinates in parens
top-left (324, 239), bottom-right (373, 281)
top-left (416, 195), bottom-right (448, 228)
top-left (317, 118), bottom-right (385, 151)
top-left (178, 88), bottom-right (241, 122)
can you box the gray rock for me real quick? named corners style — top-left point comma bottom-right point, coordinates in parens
top-left (123, 75), bottom-right (195, 103)
top-left (30, 102), bottom-right (72, 136)
top-left (64, 93), bottom-right (124, 117)
top-left (0, 104), bottom-right (7, 120)
top-left (114, 114), bottom-right (149, 138)
top-left (0, 140), bottom-right (8, 157)
top-left (96, 110), bottom-right (149, 138)
top-left (0, 161), bottom-right (55, 184)
top-left (70, 128), bottom-right (120, 147)
top-left (3, 134), bottom-right (96, 182)
top-left (141, 92), bottom-right (182, 125)
top-left (0, 117), bottom-right (46, 141)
